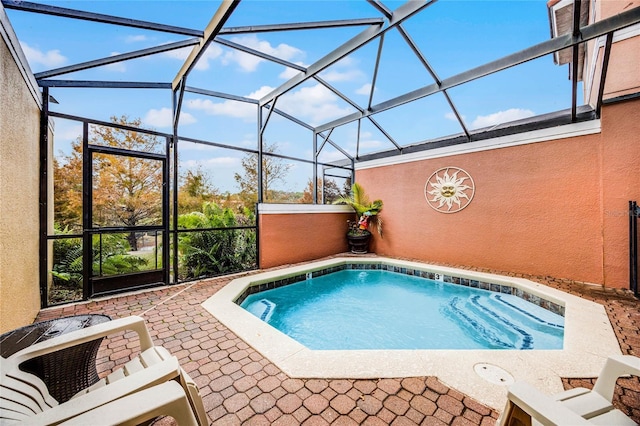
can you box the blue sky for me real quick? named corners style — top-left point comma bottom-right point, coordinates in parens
top-left (6, 0), bottom-right (578, 194)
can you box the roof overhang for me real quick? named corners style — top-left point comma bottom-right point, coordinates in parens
top-left (548, 0), bottom-right (590, 80)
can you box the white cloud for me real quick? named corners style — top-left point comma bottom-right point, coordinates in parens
top-left (357, 139), bottom-right (384, 150)
top-left (162, 36), bottom-right (302, 73)
top-left (185, 83), bottom-right (350, 126)
top-left (105, 52), bottom-right (126, 72)
top-left (181, 157), bottom-right (239, 168)
top-left (320, 68), bottom-right (364, 83)
top-left (178, 143), bottom-right (219, 152)
top-left (51, 122), bottom-right (83, 157)
top-left (222, 35), bottom-right (303, 72)
top-left (471, 108), bottom-right (535, 129)
top-left (143, 107), bottom-right (196, 128)
top-left (246, 86), bottom-right (276, 100)
top-left (186, 98), bottom-right (257, 121)
top-left (125, 35), bottom-right (148, 43)
top-left (55, 122), bottom-right (83, 141)
top-left (279, 64), bottom-right (305, 80)
top-left (319, 56), bottom-right (364, 82)
top-left (20, 42), bottom-right (66, 68)
top-left (238, 134), bottom-right (258, 148)
top-left (222, 50), bottom-right (262, 73)
top-left (355, 131), bottom-right (384, 149)
top-left (179, 136), bottom-right (256, 151)
top-left (163, 44), bottom-right (223, 71)
top-left (277, 83), bottom-right (353, 125)
top-left (315, 129), bottom-right (386, 161)
top-left (355, 83), bottom-right (373, 96)
top-left (184, 86), bottom-right (274, 121)
top-left (317, 149), bottom-right (351, 163)
top-left (162, 47), bottom-right (190, 61)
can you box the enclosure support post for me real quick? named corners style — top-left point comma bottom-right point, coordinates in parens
top-left (257, 106), bottom-right (264, 203)
top-left (39, 88), bottom-right (50, 308)
top-left (171, 82), bottom-right (183, 285)
top-left (313, 132), bottom-right (318, 204)
top-left (630, 200), bottom-right (638, 297)
top-left (81, 121), bottom-right (91, 300)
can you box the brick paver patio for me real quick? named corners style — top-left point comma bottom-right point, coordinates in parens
top-left (35, 256), bottom-right (639, 425)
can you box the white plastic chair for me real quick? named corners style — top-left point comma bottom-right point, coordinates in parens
top-left (498, 354), bottom-right (640, 426)
top-left (58, 381), bottom-right (199, 426)
top-left (0, 316), bottom-right (208, 425)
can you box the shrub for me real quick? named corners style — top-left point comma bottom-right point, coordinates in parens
top-left (178, 203), bottom-right (256, 279)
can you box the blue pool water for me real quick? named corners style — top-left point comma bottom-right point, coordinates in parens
top-left (240, 270), bottom-right (564, 350)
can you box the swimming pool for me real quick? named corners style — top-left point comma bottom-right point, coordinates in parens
top-left (202, 257), bottom-right (621, 410)
top-left (240, 269), bottom-right (564, 350)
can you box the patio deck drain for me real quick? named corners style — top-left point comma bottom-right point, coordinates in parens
top-left (474, 363), bottom-right (515, 385)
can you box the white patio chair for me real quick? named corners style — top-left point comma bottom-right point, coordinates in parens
top-left (0, 315), bottom-right (208, 425)
top-left (58, 381), bottom-right (199, 426)
top-left (498, 354), bottom-right (640, 426)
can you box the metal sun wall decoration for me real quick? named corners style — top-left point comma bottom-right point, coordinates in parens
top-left (425, 167), bottom-right (475, 213)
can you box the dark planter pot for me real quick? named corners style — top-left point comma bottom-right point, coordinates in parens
top-left (347, 232), bottom-right (372, 254)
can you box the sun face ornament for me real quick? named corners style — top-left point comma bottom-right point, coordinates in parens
top-left (425, 167), bottom-right (475, 213)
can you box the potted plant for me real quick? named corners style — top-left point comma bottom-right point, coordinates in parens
top-left (333, 183), bottom-right (383, 253)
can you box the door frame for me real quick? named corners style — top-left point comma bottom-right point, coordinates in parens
top-left (82, 126), bottom-right (170, 298)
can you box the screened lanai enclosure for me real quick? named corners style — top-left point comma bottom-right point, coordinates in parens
top-left (3, 0), bottom-right (639, 306)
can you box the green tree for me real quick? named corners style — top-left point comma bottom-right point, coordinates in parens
top-left (178, 167), bottom-right (219, 214)
top-left (234, 142), bottom-right (292, 207)
top-left (299, 178), bottom-right (345, 204)
top-left (53, 153), bottom-right (83, 232)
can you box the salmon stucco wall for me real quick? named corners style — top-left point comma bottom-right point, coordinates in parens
top-left (258, 205), bottom-right (353, 269)
top-left (600, 99), bottom-right (640, 287)
top-left (1, 8), bottom-right (42, 333)
top-left (356, 99), bottom-right (639, 289)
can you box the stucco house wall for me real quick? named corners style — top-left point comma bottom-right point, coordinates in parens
top-left (584, 1), bottom-right (640, 106)
top-left (0, 6), bottom-right (42, 333)
top-left (355, 98), bottom-right (639, 289)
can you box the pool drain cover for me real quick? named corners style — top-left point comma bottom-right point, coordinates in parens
top-left (473, 363), bottom-right (514, 385)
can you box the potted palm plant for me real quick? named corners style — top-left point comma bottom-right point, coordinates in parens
top-left (333, 183), bottom-right (383, 253)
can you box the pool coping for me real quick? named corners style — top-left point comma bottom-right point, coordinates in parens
top-left (201, 257), bottom-right (621, 411)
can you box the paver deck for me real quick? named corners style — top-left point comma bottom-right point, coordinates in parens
top-left (35, 256), bottom-right (640, 425)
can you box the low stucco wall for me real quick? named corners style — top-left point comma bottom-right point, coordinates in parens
top-left (356, 98), bottom-right (640, 289)
top-left (0, 7), bottom-right (42, 333)
top-left (258, 205), bottom-right (353, 269)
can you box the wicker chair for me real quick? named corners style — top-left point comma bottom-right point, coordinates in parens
top-left (0, 316), bottom-right (208, 425)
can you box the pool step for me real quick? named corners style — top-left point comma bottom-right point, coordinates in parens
top-left (487, 294), bottom-right (564, 332)
top-left (445, 296), bottom-right (534, 349)
top-left (445, 297), bottom-right (517, 349)
top-left (245, 299), bottom-right (276, 322)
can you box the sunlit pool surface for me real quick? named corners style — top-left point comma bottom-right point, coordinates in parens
top-left (241, 269), bottom-right (564, 350)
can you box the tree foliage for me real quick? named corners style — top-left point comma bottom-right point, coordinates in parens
top-left (178, 167), bottom-right (220, 214)
top-left (177, 202), bottom-right (256, 279)
top-left (299, 178), bottom-right (348, 204)
top-left (234, 142), bottom-right (292, 206)
top-left (53, 152), bottom-right (83, 232)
